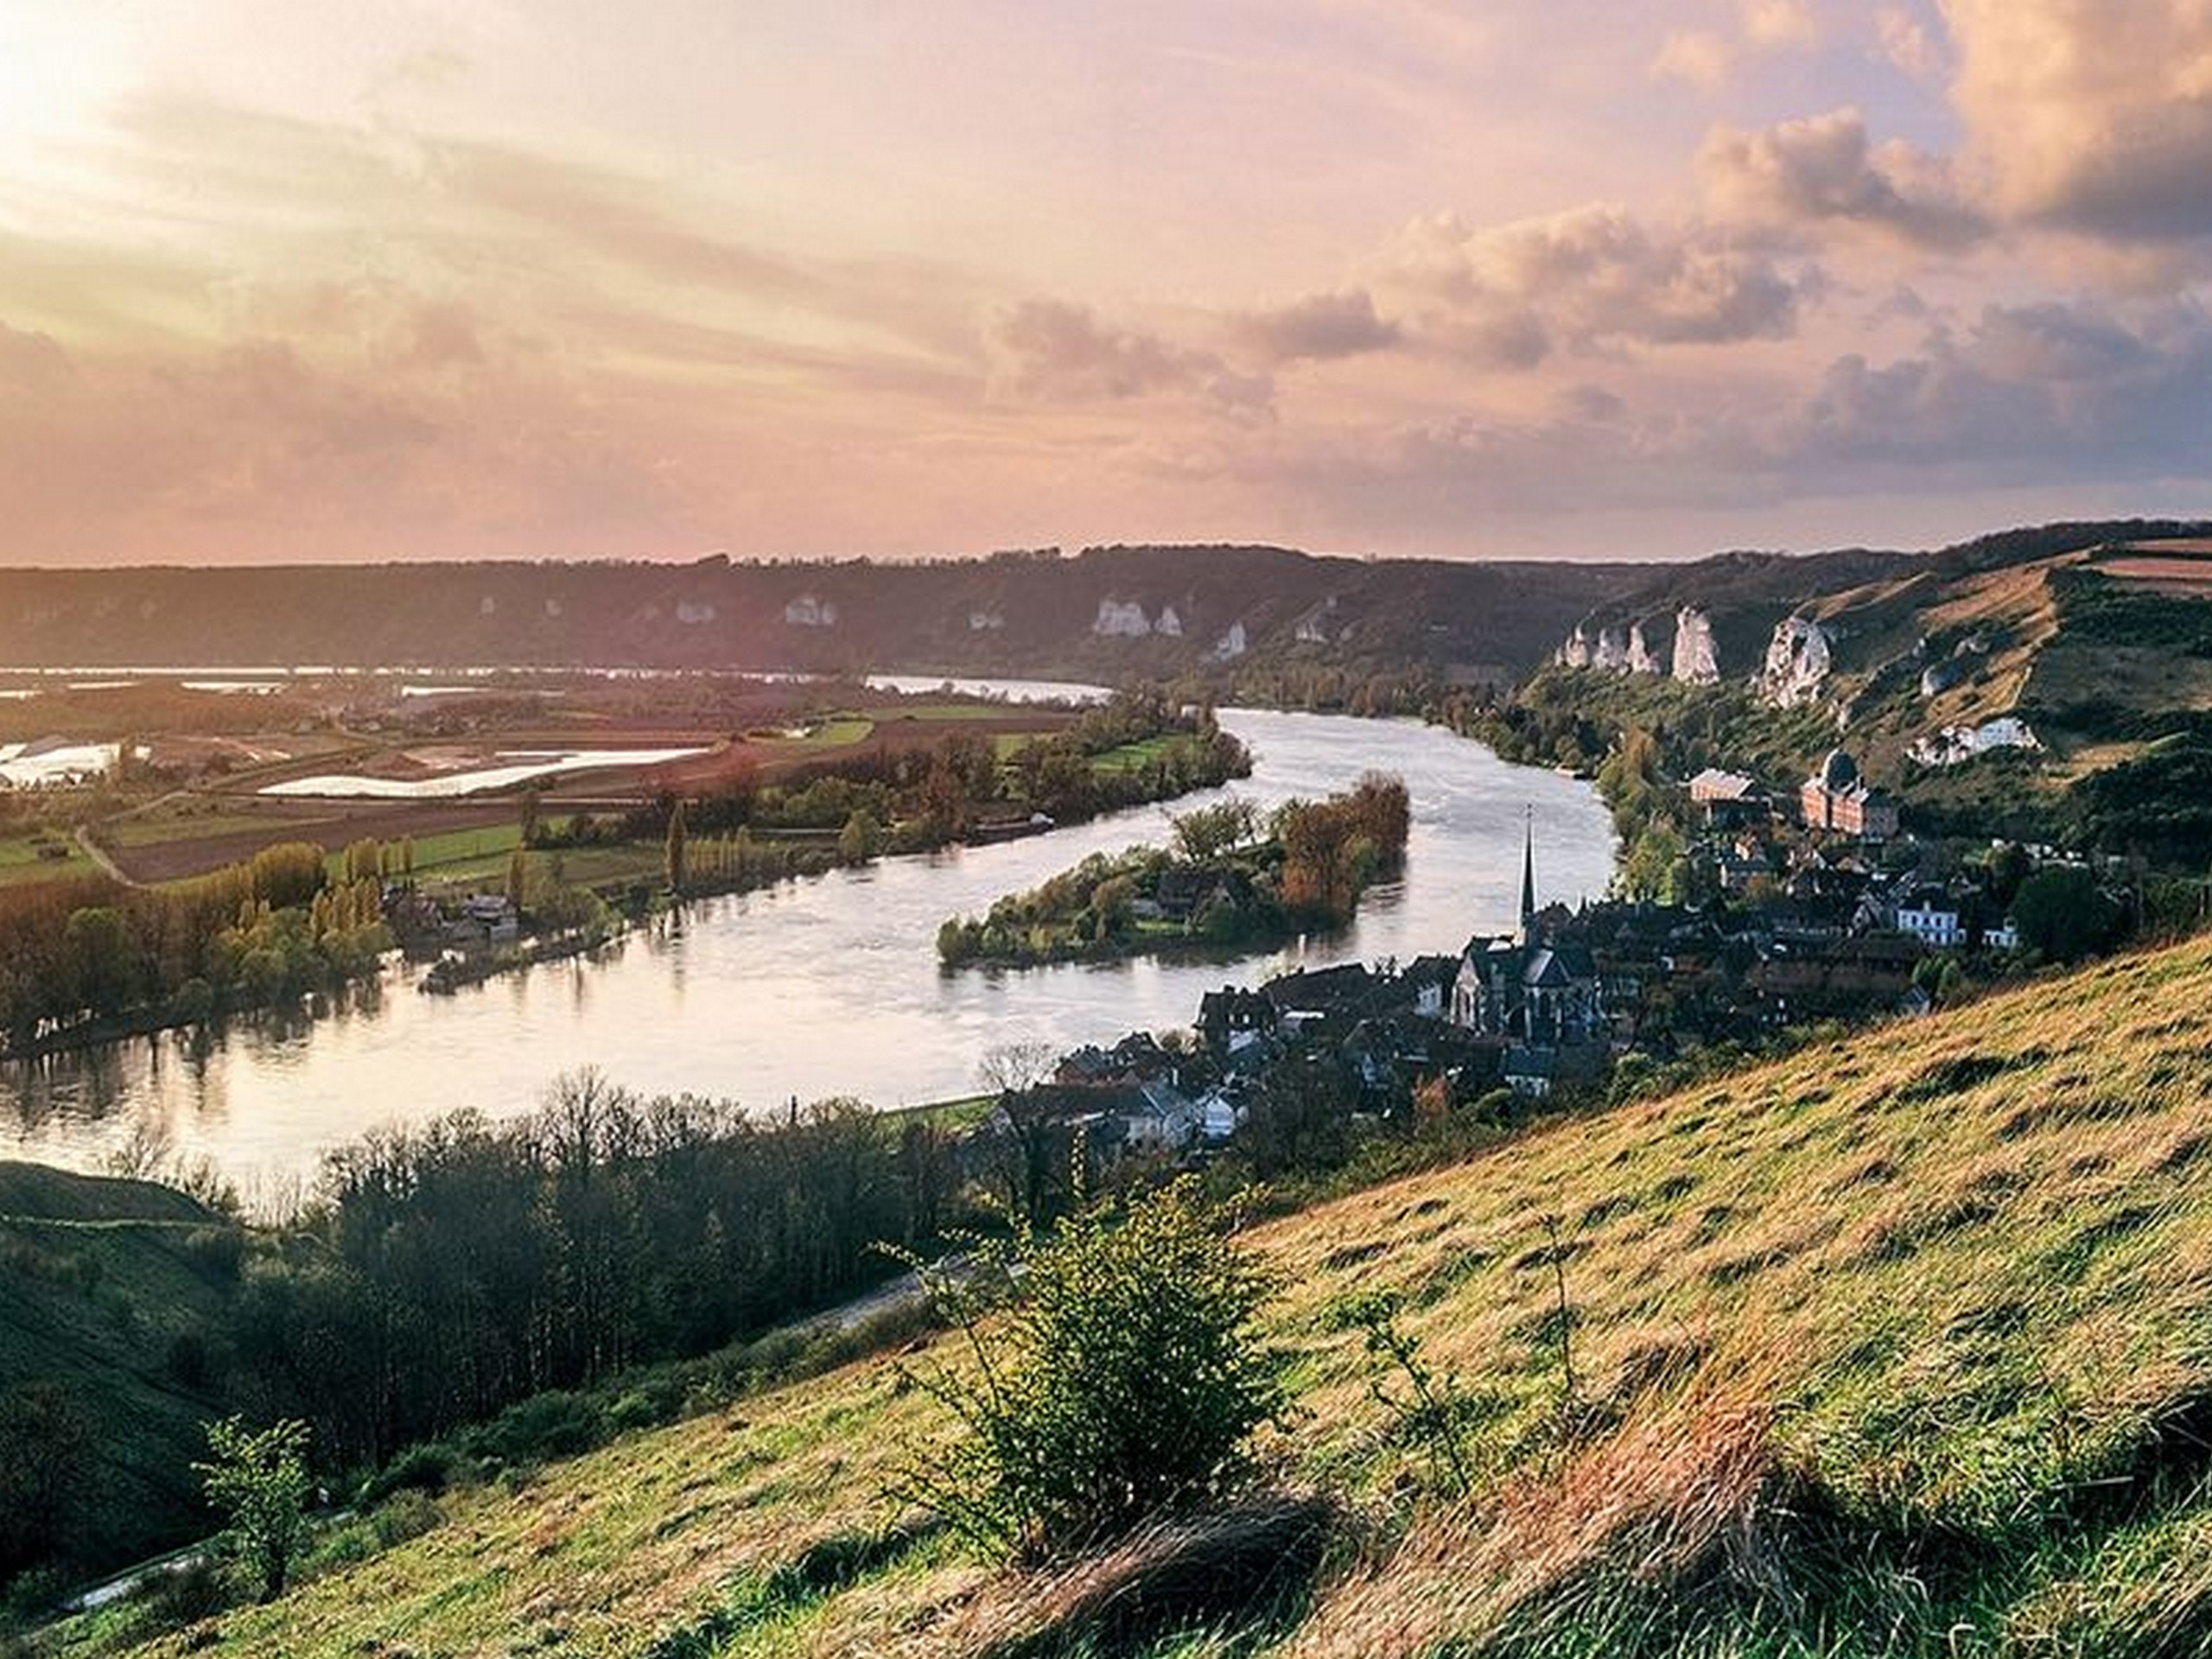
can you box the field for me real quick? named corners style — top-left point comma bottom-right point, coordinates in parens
top-left (0, 682), bottom-right (1096, 891)
top-left (57, 933), bottom-right (2212, 1656)
top-left (0, 834), bottom-right (93, 887)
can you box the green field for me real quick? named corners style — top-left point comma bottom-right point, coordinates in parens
top-left (1087, 734), bottom-right (1181, 774)
top-left (104, 813), bottom-right (287, 849)
top-left (0, 835), bottom-right (92, 886)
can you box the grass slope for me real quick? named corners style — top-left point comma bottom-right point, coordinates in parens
top-left (0, 1166), bottom-right (236, 1576)
top-left (67, 936), bottom-right (2212, 1657)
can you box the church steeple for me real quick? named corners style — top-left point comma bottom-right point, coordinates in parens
top-left (1518, 804), bottom-right (1536, 942)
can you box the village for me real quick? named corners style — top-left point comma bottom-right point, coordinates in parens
top-left (974, 742), bottom-right (2129, 1184)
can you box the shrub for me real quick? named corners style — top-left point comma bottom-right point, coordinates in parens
top-left (470, 1390), bottom-right (606, 1466)
top-left (365, 1440), bottom-right (463, 1501)
top-left (895, 1179), bottom-right (1287, 1555)
top-left (194, 1416), bottom-right (313, 1603)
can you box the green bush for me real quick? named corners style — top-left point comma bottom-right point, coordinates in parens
top-left (895, 1179), bottom-right (1287, 1555)
top-left (470, 1390), bottom-right (606, 1466)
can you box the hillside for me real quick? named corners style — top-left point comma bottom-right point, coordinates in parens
top-left (0, 546), bottom-right (1655, 683)
top-left (0, 1165), bottom-right (238, 1578)
top-left (62, 932), bottom-right (2212, 1656)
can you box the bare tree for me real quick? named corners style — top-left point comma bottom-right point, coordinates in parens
top-left (977, 1040), bottom-right (1066, 1225)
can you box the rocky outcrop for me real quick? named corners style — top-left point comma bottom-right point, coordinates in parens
top-left (1627, 622), bottom-right (1662, 675)
top-left (1093, 599), bottom-right (1153, 637)
top-left (1208, 620), bottom-right (1249, 662)
top-left (1759, 615), bottom-right (1833, 707)
top-left (780, 594), bottom-right (831, 627)
top-left (1590, 626), bottom-right (1630, 672)
top-left (1671, 607), bottom-right (1719, 684)
top-left (1557, 625), bottom-right (1593, 669)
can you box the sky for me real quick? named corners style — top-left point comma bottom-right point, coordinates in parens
top-left (2, 0), bottom-right (2210, 566)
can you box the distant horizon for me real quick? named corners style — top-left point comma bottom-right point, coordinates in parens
top-left (2, 510), bottom-right (2210, 575)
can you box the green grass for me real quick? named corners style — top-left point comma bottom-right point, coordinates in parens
top-left (0, 1166), bottom-right (236, 1588)
top-left (343, 823), bottom-right (525, 887)
top-left (0, 835), bottom-right (92, 886)
top-left (884, 704), bottom-right (1030, 723)
top-left (1089, 734), bottom-right (1180, 775)
top-left (102, 814), bottom-right (285, 849)
top-left (44, 938), bottom-right (2212, 1656)
top-left (880, 1094), bottom-right (998, 1135)
top-left (791, 716), bottom-right (877, 747)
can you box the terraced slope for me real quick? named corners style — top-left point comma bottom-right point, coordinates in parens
top-left (65, 936), bottom-right (2212, 1657)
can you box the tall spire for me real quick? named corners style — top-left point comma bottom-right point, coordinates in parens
top-left (1519, 804), bottom-right (1536, 941)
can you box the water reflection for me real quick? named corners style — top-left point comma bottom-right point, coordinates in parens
top-left (1, 711), bottom-right (1615, 1183)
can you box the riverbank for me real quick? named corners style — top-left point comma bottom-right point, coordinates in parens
top-left (936, 778), bottom-right (1412, 972)
top-left (0, 710), bottom-right (1617, 1184)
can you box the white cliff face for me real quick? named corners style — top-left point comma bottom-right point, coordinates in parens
top-left (1592, 626), bottom-right (1630, 672)
top-left (683, 599), bottom-right (724, 625)
top-left (1156, 605), bottom-right (1184, 638)
top-left (968, 609), bottom-right (1006, 632)
top-left (1760, 615), bottom-right (1833, 707)
top-left (1093, 599), bottom-right (1153, 637)
top-left (1671, 607), bottom-right (1719, 684)
top-left (779, 595), bottom-right (830, 626)
top-left (1627, 622), bottom-right (1662, 674)
top-left (1557, 625), bottom-right (1593, 669)
top-left (1208, 620), bottom-right (1249, 661)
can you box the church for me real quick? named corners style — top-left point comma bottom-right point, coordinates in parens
top-left (1450, 813), bottom-right (1605, 1092)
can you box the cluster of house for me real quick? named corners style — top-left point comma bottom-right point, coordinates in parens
top-left (982, 747), bottom-right (2069, 1173)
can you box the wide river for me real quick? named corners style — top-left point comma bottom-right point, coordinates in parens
top-left (0, 706), bottom-right (1615, 1189)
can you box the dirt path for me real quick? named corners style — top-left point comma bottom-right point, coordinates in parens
top-left (73, 825), bottom-right (139, 888)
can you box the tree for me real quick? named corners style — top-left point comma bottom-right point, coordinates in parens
top-left (837, 808), bottom-right (883, 863)
top-left (0, 1382), bottom-right (93, 1580)
top-left (664, 799), bottom-right (689, 894)
top-left (518, 788), bottom-right (543, 848)
top-left (1171, 798), bottom-right (1257, 861)
top-left (978, 1041), bottom-right (1065, 1224)
top-left (195, 1416), bottom-right (314, 1602)
top-left (895, 1180), bottom-right (1286, 1554)
top-left (2012, 867), bottom-right (2121, 962)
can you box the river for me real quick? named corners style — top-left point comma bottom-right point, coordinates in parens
top-left (0, 708), bottom-right (1615, 1188)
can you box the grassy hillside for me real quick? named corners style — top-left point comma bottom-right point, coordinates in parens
top-left (54, 932), bottom-right (2212, 1656)
top-left (0, 1165), bottom-right (238, 1577)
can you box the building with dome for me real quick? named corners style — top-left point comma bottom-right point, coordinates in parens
top-left (1800, 748), bottom-right (1898, 839)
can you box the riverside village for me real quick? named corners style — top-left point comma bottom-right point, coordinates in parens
top-left (980, 744), bottom-right (2118, 1186)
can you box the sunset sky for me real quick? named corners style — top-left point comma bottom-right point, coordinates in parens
top-left (3, 1), bottom-right (2210, 565)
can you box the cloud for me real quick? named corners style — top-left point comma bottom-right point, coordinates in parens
top-left (1652, 0), bottom-right (1819, 88)
top-left (1875, 4), bottom-right (1944, 79)
top-left (1236, 289), bottom-right (1401, 360)
top-left (1378, 203), bottom-right (1807, 363)
top-left (1699, 107), bottom-right (1986, 249)
top-left (1778, 297), bottom-right (2212, 481)
top-left (1650, 29), bottom-right (1736, 92)
top-left (0, 321), bottom-right (73, 391)
top-left (984, 300), bottom-right (1273, 413)
top-left (1943, 0), bottom-right (2212, 240)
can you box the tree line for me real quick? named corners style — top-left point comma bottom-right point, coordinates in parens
top-left (0, 842), bottom-right (388, 1053)
top-left (229, 1072), bottom-right (963, 1468)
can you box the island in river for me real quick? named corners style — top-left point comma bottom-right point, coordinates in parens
top-left (936, 775), bottom-right (1412, 969)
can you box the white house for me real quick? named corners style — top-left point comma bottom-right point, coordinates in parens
top-left (1893, 890), bottom-right (1966, 949)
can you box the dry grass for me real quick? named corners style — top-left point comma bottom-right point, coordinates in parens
top-left (59, 936), bottom-right (2212, 1658)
